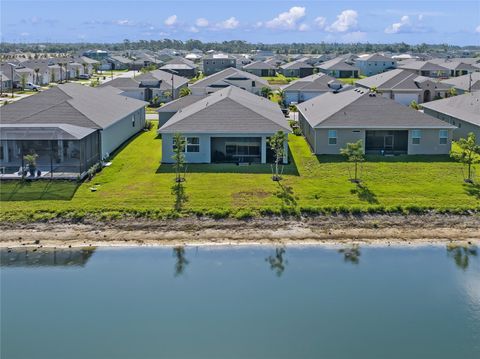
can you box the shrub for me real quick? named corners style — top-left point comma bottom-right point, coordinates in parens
top-left (144, 120), bottom-right (153, 131)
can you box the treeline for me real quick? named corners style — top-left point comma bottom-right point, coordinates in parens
top-left (0, 39), bottom-right (477, 54)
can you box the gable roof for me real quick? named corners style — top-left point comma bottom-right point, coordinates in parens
top-left (356, 69), bottom-right (451, 91)
top-left (317, 57), bottom-right (358, 71)
top-left (189, 67), bottom-right (270, 90)
top-left (422, 92), bottom-right (480, 126)
top-left (159, 86), bottom-right (290, 134)
top-left (441, 72), bottom-right (480, 92)
top-left (280, 59), bottom-right (313, 70)
top-left (356, 53), bottom-right (396, 62)
top-left (398, 60), bottom-right (448, 72)
top-left (157, 94), bottom-right (207, 113)
top-left (135, 69), bottom-right (189, 87)
top-left (243, 61), bottom-right (276, 70)
top-left (298, 88), bottom-right (455, 129)
top-left (282, 73), bottom-right (341, 92)
top-left (160, 57), bottom-right (197, 71)
top-left (0, 83), bottom-right (147, 130)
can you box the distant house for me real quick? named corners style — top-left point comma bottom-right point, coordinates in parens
top-left (202, 53), bottom-right (237, 75)
top-left (100, 69), bottom-right (188, 103)
top-left (355, 53), bottom-right (397, 76)
top-left (189, 67), bottom-right (270, 96)
top-left (297, 88), bottom-right (455, 155)
top-left (1, 63), bottom-right (35, 87)
top-left (264, 55), bottom-right (288, 68)
top-left (282, 73), bottom-right (346, 105)
top-left (107, 56), bottom-right (132, 70)
top-left (278, 59), bottom-right (314, 78)
top-left (82, 50), bottom-right (109, 61)
top-left (158, 86), bottom-right (290, 164)
top-left (317, 57), bottom-right (359, 78)
top-left (356, 69), bottom-right (453, 105)
top-left (429, 59), bottom-right (478, 77)
top-left (242, 61), bottom-right (276, 77)
top-left (157, 94), bottom-right (206, 127)
top-left (441, 72), bottom-right (480, 94)
top-left (0, 70), bottom-right (12, 91)
top-left (422, 93), bottom-right (480, 141)
top-left (398, 60), bottom-right (449, 78)
top-left (160, 57), bottom-right (197, 78)
top-left (0, 83), bottom-right (146, 178)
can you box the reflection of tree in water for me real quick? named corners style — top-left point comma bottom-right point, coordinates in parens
top-left (0, 247), bottom-right (96, 267)
top-left (266, 247), bottom-right (287, 277)
top-left (173, 246), bottom-right (189, 276)
top-left (338, 245), bottom-right (361, 264)
top-left (447, 244), bottom-right (478, 271)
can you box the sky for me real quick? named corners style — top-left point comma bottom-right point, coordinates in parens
top-left (1, 0), bottom-right (479, 45)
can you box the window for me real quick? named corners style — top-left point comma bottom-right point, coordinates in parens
top-left (328, 130), bottom-right (337, 145)
top-left (439, 130), bottom-right (448, 145)
top-left (186, 137), bottom-right (200, 152)
top-left (411, 130), bottom-right (421, 145)
top-left (132, 115), bottom-right (135, 127)
top-left (252, 81), bottom-right (256, 87)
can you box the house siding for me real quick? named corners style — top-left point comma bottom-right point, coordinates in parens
top-left (407, 128), bottom-right (452, 155)
top-left (424, 108), bottom-right (478, 141)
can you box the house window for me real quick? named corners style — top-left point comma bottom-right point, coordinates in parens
top-left (328, 130), bottom-right (337, 145)
top-left (411, 130), bottom-right (421, 145)
top-left (252, 81), bottom-right (256, 87)
top-left (439, 130), bottom-right (448, 145)
top-left (186, 137), bottom-right (200, 152)
top-left (132, 115), bottom-right (135, 127)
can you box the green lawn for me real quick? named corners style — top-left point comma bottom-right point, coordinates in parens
top-left (1, 129), bottom-right (479, 221)
top-left (263, 74), bottom-right (298, 85)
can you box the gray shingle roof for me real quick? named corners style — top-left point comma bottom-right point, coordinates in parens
top-left (356, 69), bottom-right (451, 91)
top-left (282, 73), bottom-right (340, 92)
top-left (280, 59), bottom-right (313, 70)
top-left (398, 60), bottom-right (448, 72)
top-left (356, 53), bottom-right (396, 62)
top-left (0, 123), bottom-right (96, 140)
top-left (243, 61), bottom-right (275, 70)
top-left (441, 73), bottom-right (480, 92)
top-left (189, 67), bottom-right (270, 91)
top-left (159, 86), bottom-right (290, 134)
top-left (136, 69), bottom-right (189, 87)
top-left (422, 93), bottom-right (480, 126)
top-left (1, 83), bottom-right (147, 130)
top-left (317, 57), bottom-right (358, 71)
top-left (298, 88), bottom-right (455, 129)
top-left (157, 94), bottom-right (207, 113)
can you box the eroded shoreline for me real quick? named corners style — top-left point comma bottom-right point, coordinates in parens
top-left (0, 214), bottom-right (479, 248)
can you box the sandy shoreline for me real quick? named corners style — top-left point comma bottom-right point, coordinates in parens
top-left (0, 214), bottom-right (479, 248)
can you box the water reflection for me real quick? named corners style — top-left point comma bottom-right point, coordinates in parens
top-left (338, 245), bottom-right (361, 265)
top-left (173, 246), bottom-right (189, 276)
top-left (0, 247), bottom-right (96, 267)
top-left (266, 247), bottom-right (287, 277)
top-left (446, 244), bottom-right (478, 271)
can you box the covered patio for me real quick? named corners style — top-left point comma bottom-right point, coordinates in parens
top-left (365, 130), bottom-right (408, 155)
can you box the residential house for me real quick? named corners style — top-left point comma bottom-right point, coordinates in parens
top-left (355, 53), bottom-right (397, 76)
top-left (157, 94), bottom-right (207, 127)
top-left (100, 69), bottom-right (189, 103)
top-left (317, 57), bottom-right (359, 78)
top-left (297, 88), bottom-right (455, 155)
top-left (441, 72), bottom-right (480, 94)
top-left (158, 86), bottom-right (290, 164)
top-left (279, 59), bottom-right (314, 78)
top-left (82, 50), bottom-right (109, 61)
top-left (0, 71), bottom-right (12, 92)
top-left (422, 93), bottom-right (480, 141)
top-left (189, 67), bottom-right (270, 96)
top-left (202, 53), bottom-right (237, 75)
top-left (160, 57), bottom-right (197, 78)
top-left (242, 61), bottom-right (276, 77)
top-left (0, 63), bottom-right (35, 87)
top-left (0, 83), bottom-right (146, 178)
top-left (429, 58), bottom-right (478, 77)
top-left (107, 55), bottom-right (133, 70)
top-left (264, 55), bottom-right (288, 68)
top-left (282, 73), bottom-right (346, 105)
top-left (356, 69), bottom-right (453, 105)
top-left (398, 60), bottom-right (449, 78)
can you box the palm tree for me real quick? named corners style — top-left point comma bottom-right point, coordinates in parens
top-left (179, 87), bottom-right (192, 97)
top-left (261, 86), bottom-right (273, 99)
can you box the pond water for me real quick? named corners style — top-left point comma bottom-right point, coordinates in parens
top-left (1, 245), bottom-right (479, 359)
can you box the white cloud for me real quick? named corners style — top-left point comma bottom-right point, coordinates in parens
top-left (326, 10), bottom-right (358, 33)
top-left (114, 19), bottom-right (135, 26)
top-left (476, 25), bottom-right (480, 33)
top-left (298, 23), bottom-right (310, 32)
top-left (314, 16), bottom-right (327, 29)
top-left (385, 15), bottom-right (410, 34)
top-left (218, 17), bottom-right (239, 29)
top-left (195, 18), bottom-right (209, 27)
top-left (341, 31), bottom-right (367, 42)
top-left (265, 6), bottom-right (306, 30)
top-left (189, 26), bottom-right (199, 33)
top-left (164, 15), bottom-right (178, 27)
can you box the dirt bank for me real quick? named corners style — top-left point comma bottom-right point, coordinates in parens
top-left (0, 214), bottom-right (479, 248)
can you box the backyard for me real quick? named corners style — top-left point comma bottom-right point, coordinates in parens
top-left (1, 128), bottom-right (479, 221)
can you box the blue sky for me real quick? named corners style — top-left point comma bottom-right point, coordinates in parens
top-left (1, 0), bottom-right (479, 45)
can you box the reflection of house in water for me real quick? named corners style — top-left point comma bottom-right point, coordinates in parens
top-left (0, 248), bottom-right (96, 267)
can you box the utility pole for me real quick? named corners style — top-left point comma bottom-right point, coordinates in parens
top-left (469, 72), bottom-right (472, 93)
top-left (7, 63), bottom-right (15, 98)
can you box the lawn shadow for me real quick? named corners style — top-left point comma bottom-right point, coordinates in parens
top-left (156, 148), bottom-right (299, 176)
top-left (463, 183), bottom-right (480, 200)
top-left (107, 129), bottom-right (152, 161)
top-left (275, 181), bottom-right (297, 207)
top-left (171, 181), bottom-right (188, 211)
top-left (315, 154), bottom-right (453, 164)
top-left (0, 180), bottom-right (79, 201)
top-left (350, 183), bottom-right (379, 204)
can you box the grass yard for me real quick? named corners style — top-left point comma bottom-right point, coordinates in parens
top-left (263, 74), bottom-right (298, 85)
top-left (1, 129), bottom-right (479, 221)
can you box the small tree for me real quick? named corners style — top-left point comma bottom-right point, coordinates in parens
top-left (20, 74), bottom-right (26, 90)
top-left (163, 90), bottom-right (172, 101)
top-left (172, 133), bottom-right (186, 183)
top-left (261, 86), bottom-right (273, 99)
top-left (341, 140), bottom-right (365, 183)
top-left (450, 132), bottom-right (480, 183)
top-left (448, 87), bottom-right (457, 97)
top-left (23, 153), bottom-right (39, 176)
top-left (179, 87), bottom-right (191, 97)
top-left (268, 131), bottom-right (287, 181)
top-left (92, 63), bottom-right (99, 74)
top-left (410, 100), bottom-right (421, 110)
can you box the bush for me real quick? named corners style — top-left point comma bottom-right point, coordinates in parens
top-left (87, 162), bottom-right (102, 180)
top-left (144, 120), bottom-right (153, 131)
